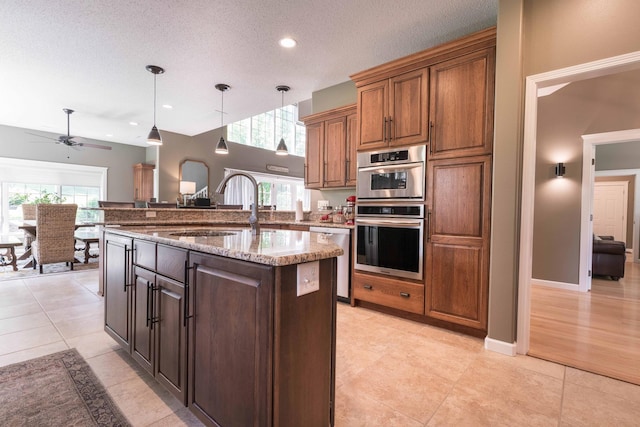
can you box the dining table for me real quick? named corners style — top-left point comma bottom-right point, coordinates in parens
top-left (17, 220), bottom-right (96, 268)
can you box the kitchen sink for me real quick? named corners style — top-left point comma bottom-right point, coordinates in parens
top-left (169, 230), bottom-right (238, 237)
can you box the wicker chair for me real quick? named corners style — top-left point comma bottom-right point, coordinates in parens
top-left (21, 204), bottom-right (36, 248)
top-left (31, 204), bottom-right (78, 274)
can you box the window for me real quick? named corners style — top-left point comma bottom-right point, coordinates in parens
top-left (222, 169), bottom-right (309, 211)
top-left (228, 104), bottom-right (306, 156)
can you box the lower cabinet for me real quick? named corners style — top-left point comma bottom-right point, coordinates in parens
top-left (352, 271), bottom-right (424, 315)
top-left (131, 266), bottom-right (187, 404)
top-left (188, 252), bottom-right (336, 427)
top-left (104, 233), bottom-right (133, 351)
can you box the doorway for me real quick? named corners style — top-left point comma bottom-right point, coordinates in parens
top-left (517, 51), bottom-right (640, 355)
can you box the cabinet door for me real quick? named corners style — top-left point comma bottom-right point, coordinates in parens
top-left (132, 266), bottom-right (154, 374)
top-left (346, 113), bottom-right (358, 186)
top-left (305, 122), bottom-right (324, 188)
top-left (324, 117), bottom-right (347, 187)
top-left (425, 155), bottom-right (492, 331)
top-left (389, 68), bottom-right (429, 146)
top-left (188, 253), bottom-right (273, 427)
top-left (357, 79), bottom-right (388, 150)
top-left (104, 234), bottom-right (133, 351)
top-left (133, 163), bottom-right (154, 202)
top-left (429, 48), bottom-right (495, 159)
top-left (155, 275), bottom-right (187, 404)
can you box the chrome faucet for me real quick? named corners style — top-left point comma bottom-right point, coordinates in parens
top-left (215, 172), bottom-right (260, 235)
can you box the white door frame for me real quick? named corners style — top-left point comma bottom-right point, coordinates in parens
top-left (517, 51), bottom-right (640, 355)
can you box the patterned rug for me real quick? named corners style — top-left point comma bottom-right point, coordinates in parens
top-left (0, 349), bottom-right (130, 426)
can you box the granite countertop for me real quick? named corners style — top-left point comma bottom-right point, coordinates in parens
top-left (104, 225), bottom-right (344, 267)
top-left (100, 219), bottom-right (354, 229)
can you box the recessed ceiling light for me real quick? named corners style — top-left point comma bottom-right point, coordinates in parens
top-left (106, 134), bottom-right (113, 137)
top-left (129, 121), bottom-right (138, 126)
top-left (279, 37), bottom-right (297, 48)
top-left (162, 104), bottom-right (173, 109)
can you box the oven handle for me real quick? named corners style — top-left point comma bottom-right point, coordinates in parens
top-left (358, 162), bottom-right (423, 173)
top-left (356, 218), bottom-right (423, 227)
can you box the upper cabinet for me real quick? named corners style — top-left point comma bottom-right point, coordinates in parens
top-left (352, 27), bottom-right (496, 154)
top-left (429, 47), bottom-right (495, 159)
top-left (302, 104), bottom-right (357, 189)
top-left (357, 68), bottom-right (429, 150)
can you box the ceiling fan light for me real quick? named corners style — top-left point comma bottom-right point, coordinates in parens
top-left (215, 136), bottom-right (229, 154)
top-left (276, 137), bottom-right (288, 156)
top-left (147, 125), bottom-right (162, 145)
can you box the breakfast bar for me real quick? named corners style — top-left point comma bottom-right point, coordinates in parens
top-left (102, 225), bottom-right (342, 427)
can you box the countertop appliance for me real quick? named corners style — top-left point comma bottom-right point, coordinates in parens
top-left (310, 226), bottom-right (351, 302)
top-left (356, 145), bottom-right (425, 201)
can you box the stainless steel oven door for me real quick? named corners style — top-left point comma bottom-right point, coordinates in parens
top-left (356, 162), bottom-right (425, 201)
top-left (354, 217), bottom-right (424, 280)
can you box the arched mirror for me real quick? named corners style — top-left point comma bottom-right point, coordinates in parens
top-left (179, 160), bottom-right (209, 196)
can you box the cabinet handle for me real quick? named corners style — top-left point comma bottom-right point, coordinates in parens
top-left (383, 117), bottom-right (388, 142)
top-left (184, 261), bottom-right (195, 327)
top-left (345, 160), bottom-right (349, 181)
top-left (427, 209), bottom-right (432, 242)
top-left (324, 162), bottom-right (327, 184)
top-left (363, 284), bottom-right (373, 290)
top-left (400, 292), bottom-right (410, 298)
top-left (150, 284), bottom-right (159, 330)
top-left (388, 117), bottom-right (393, 141)
top-left (146, 280), bottom-right (151, 327)
top-left (428, 121), bottom-right (434, 155)
top-left (123, 247), bottom-right (133, 292)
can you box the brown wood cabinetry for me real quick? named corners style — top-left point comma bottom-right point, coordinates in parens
top-left (353, 271), bottom-right (424, 315)
top-left (350, 27), bottom-right (496, 335)
top-left (133, 163), bottom-right (154, 202)
top-left (426, 155), bottom-right (492, 330)
top-left (356, 68), bottom-right (429, 150)
top-left (302, 104), bottom-right (357, 189)
top-left (346, 112), bottom-right (358, 186)
top-left (429, 48), bottom-right (495, 159)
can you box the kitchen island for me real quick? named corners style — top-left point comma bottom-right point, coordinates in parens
top-left (102, 226), bottom-right (342, 427)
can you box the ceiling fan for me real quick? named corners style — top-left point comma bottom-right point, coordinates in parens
top-left (27, 108), bottom-right (112, 151)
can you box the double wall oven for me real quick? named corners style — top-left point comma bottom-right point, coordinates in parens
top-left (354, 145), bottom-right (426, 281)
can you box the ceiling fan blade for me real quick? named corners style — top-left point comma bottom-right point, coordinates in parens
top-left (77, 142), bottom-right (112, 150)
top-left (25, 131), bottom-right (57, 141)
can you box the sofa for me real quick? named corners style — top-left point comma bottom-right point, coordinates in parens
top-left (592, 235), bottom-right (626, 280)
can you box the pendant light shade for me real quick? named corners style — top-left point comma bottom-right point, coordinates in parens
top-left (146, 65), bottom-right (165, 146)
top-left (215, 83), bottom-right (230, 154)
top-left (276, 85), bottom-right (290, 156)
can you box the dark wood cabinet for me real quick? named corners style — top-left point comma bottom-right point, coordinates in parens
top-left (425, 155), bottom-right (492, 330)
top-left (188, 253), bottom-right (336, 427)
top-left (302, 104), bottom-right (357, 189)
top-left (429, 47), bottom-right (495, 159)
top-left (104, 233), bottom-right (133, 351)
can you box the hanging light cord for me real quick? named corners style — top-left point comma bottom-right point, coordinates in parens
top-left (280, 90), bottom-right (284, 136)
top-left (153, 73), bottom-right (157, 126)
top-left (220, 90), bottom-right (224, 127)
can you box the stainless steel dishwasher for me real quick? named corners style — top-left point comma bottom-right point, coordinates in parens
top-left (310, 226), bottom-right (351, 302)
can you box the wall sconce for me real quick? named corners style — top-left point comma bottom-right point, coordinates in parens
top-left (179, 180), bottom-right (196, 205)
top-left (555, 162), bottom-right (566, 178)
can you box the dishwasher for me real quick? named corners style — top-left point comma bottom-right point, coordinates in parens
top-left (310, 226), bottom-right (351, 302)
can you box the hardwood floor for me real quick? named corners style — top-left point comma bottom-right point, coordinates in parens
top-left (529, 260), bottom-right (640, 385)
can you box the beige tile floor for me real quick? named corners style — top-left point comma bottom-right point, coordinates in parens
top-left (1, 270), bottom-right (640, 426)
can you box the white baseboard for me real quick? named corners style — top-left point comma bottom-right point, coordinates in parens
top-left (484, 337), bottom-right (517, 356)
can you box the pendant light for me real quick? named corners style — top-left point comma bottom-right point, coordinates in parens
top-left (215, 83), bottom-right (230, 154)
top-left (276, 85), bottom-right (290, 156)
top-left (146, 65), bottom-right (165, 146)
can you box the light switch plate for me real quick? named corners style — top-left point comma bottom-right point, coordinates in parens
top-left (145, 211), bottom-right (157, 218)
top-left (297, 261), bottom-right (320, 296)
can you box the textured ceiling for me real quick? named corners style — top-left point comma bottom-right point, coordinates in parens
top-left (0, 0), bottom-right (497, 146)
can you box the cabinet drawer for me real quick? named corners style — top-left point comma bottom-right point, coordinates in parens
top-left (157, 244), bottom-right (188, 282)
top-left (353, 272), bottom-right (424, 315)
top-left (134, 240), bottom-right (156, 270)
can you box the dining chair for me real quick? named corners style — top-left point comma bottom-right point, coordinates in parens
top-left (21, 204), bottom-right (36, 248)
top-left (31, 204), bottom-right (78, 273)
